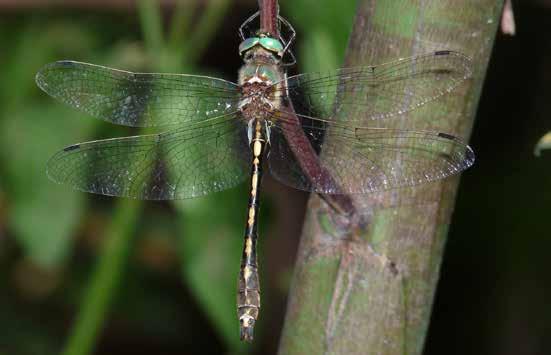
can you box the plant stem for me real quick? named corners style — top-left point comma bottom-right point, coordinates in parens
top-left (137, 0), bottom-right (164, 56)
top-left (61, 199), bottom-right (140, 355)
top-left (278, 1), bottom-right (504, 354)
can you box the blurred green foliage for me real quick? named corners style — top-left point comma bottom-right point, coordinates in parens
top-left (284, 0), bottom-right (355, 72)
top-left (0, 20), bottom-right (97, 267)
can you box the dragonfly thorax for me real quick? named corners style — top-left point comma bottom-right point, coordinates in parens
top-left (239, 81), bottom-right (274, 122)
top-left (238, 52), bottom-right (285, 123)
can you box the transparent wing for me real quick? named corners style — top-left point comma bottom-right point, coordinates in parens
top-left (47, 114), bottom-right (250, 200)
top-left (36, 61), bottom-right (241, 127)
top-left (276, 51), bottom-right (472, 123)
top-left (268, 117), bottom-right (474, 194)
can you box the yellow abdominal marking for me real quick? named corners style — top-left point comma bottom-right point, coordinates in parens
top-left (245, 237), bottom-right (252, 255)
top-left (251, 173), bottom-right (258, 197)
top-left (247, 207), bottom-right (255, 226)
top-left (253, 140), bottom-right (262, 157)
top-left (244, 265), bottom-right (252, 280)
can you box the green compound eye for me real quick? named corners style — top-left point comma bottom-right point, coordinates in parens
top-left (239, 37), bottom-right (260, 55)
top-left (239, 37), bottom-right (284, 57)
top-left (258, 37), bottom-right (284, 54)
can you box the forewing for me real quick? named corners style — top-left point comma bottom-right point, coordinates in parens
top-left (47, 115), bottom-right (250, 200)
top-left (268, 120), bottom-right (474, 194)
top-left (277, 51), bottom-right (472, 123)
top-left (36, 61), bottom-right (240, 127)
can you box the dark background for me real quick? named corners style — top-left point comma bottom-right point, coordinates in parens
top-left (0, 1), bottom-right (549, 354)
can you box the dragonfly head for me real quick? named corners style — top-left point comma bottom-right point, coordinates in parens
top-left (239, 34), bottom-right (284, 63)
top-left (239, 314), bottom-right (256, 342)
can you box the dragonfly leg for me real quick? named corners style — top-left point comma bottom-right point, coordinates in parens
top-left (239, 11), bottom-right (260, 40)
top-left (277, 15), bottom-right (297, 66)
top-left (277, 15), bottom-right (296, 52)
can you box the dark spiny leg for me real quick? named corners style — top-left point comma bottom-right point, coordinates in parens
top-left (237, 119), bottom-right (266, 342)
top-left (277, 15), bottom-right (297, 66)
top-left (239, 11), bottom-right (260, 40)
top-left (278, 15), bottom-right (296, 53)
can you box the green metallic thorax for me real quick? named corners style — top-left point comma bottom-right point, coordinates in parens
top-left (238, 60), bottom-right (282, 85)
top-left (238, 45), bottom-right (285, 118)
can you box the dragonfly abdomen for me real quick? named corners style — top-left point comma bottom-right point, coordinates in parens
top-left (237, 119), bottom-right (267, 342)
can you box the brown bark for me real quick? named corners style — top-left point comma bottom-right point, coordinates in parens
top-left (278, 1), bottom-right (504, 354)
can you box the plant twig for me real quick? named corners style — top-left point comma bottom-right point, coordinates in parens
top-left (258, 0), bottom-right (279, 35)
top-left (258, 0), bottom-right (357, 215)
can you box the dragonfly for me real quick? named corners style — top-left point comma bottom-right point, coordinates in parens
top-left (35, 12), bottom-right (474, 342)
